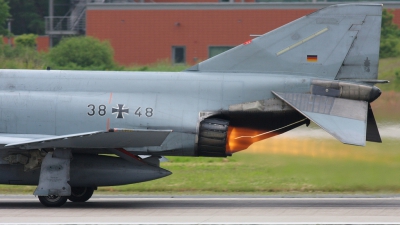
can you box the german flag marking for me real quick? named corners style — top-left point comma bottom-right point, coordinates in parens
top-left (307, 55), bottom-right (318, 62)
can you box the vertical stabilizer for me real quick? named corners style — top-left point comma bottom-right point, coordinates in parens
top-left (187, 4), bottom-right (382, 81)
top-left (335, 9), bottom-right (382, 80)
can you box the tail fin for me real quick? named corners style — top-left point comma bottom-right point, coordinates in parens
top-left (187, 4), bottom-right (382, 80)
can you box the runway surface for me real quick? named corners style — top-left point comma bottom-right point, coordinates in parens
top-left (0, 195), bottom-right (400, 223)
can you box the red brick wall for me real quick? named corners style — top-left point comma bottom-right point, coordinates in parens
top-left (87, 9), bottom-right (313, 65)
top-left (390, 9), bottom-right (400, 28)
top-left (2, 36), bottom-right (49, 52)
top-left (36, 36), bottom-right (49, 52)
top-left (2, 37), bottom-right (13, 45)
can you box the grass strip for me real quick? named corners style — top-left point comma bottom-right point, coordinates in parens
top-left (1, 138), bottom-right (400, 194)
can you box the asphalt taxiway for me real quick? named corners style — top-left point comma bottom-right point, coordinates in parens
top-left (0, 195), bottom-right (400, 223)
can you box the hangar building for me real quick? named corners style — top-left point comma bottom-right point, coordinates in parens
top-left (46, 1), bottom-right (400, 65)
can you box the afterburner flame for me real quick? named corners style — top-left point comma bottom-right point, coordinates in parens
top-left (226, 118), bottom-right (308, 154)
top-left (226, 126), bottom-right (279, 154)
top-left (245, 137), bottom-right (389, 163)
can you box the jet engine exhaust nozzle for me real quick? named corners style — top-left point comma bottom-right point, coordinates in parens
top-left (197, 118), bottom-right (230, 157)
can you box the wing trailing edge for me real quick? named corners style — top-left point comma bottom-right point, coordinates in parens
top-left (4, 129), bottom-right (172, 150)
top-left (272, 91), bottom-right (381, 146)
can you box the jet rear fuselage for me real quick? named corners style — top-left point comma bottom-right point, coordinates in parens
top-left (0, 4), bottom-right (385, 207)
top-left (0, 70), bottom-right (310, 155)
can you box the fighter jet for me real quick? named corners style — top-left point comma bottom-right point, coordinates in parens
top-left (0, 3), bottom-right (385, 207)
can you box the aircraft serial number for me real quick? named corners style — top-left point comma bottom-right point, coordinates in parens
top-left (87, 104), bottom-right (153, 118)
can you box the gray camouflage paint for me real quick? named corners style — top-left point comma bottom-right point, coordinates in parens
top-left (0, 3), bottom-right (383, 188)
top-left (0, 70), bottom-right (309, 156)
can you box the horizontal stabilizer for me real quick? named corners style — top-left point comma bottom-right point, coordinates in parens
top-left (272, 91), bottom-right (367, 146)
top-left (5, 129), bottom-right (172, 150)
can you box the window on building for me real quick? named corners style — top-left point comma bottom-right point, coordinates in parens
top-left (209, 46), bottom-right (234, 58)
top-left (219, 0), bottom-right (230, 2)
top-left (172, 46), bottom-right (186, 64)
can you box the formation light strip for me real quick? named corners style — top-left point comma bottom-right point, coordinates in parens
top-left (276, 27), bottom-right (328, 56)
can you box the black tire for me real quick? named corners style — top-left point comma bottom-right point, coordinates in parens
top-left (68, 187), bottom-right (94, 202)
top-left (38, 195), bottom-right (68, 207)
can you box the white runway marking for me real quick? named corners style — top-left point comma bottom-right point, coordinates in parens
top-left (0, 195), bottom-right (400, 223)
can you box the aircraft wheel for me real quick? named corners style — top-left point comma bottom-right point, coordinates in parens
top-left (38, 195), bottom-right (68, 207)
top-left (68, 187), bottom-right (94, 202)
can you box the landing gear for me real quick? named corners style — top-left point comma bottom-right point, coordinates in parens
top-left (38, 195), bottom-right (68, 207)
top-left (37, 187), bottom-right (95, 207)
top-left (35, 149), bottom-right (72, 207)
top-left (68, 187), bottom-right (94, 202)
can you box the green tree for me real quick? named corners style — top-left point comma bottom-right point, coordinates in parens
top-left (1, 34), bottom-right (45, 69)
top-left (0, 0), bottom-right (10, 36)
top-left (14, 34), bottom-right (38, 48)
top-left (48, 36), bottom-right (115, 70)
top-left (8, 0), bottom-right (70, 35)
top-left (8, 0), bottom-right (47, 35)
top-left (381, 9), bottom-right (400, 39)
top-left (380, 9), bottom-right (400, 58)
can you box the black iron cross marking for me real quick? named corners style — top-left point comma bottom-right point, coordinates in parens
top-left (112, 104), bottom-right (129, 119)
